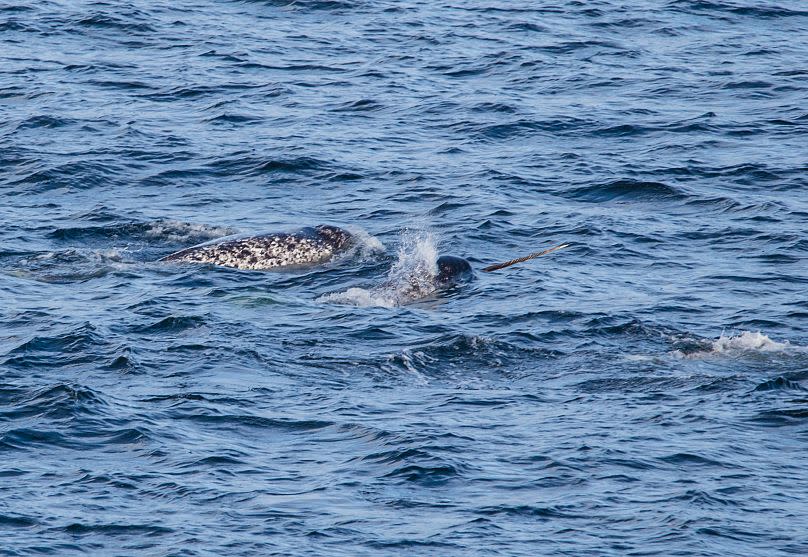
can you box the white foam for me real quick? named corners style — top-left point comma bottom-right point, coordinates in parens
top-left (318, 287), bottom-right (398, 308)
top-left (711, 331), bottom-right (789, 353)
top-left (671, 330), bottom-right (791, 359)
top-left (319, 228), bottom-right (440, 308)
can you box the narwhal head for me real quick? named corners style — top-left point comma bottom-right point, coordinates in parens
top-left (434, 255), bottom-right (473, 287)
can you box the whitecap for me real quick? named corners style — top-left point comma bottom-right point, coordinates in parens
top-left (711, 331), bottom-right (790, 353)
top-left (671, 330), bottom-right (792, 359)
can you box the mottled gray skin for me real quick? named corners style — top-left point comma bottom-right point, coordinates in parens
top-left (159, 225), bottom-right (354, 270)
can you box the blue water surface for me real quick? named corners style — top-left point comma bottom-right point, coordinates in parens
top-left (1, 1), bottom-right (808, 555)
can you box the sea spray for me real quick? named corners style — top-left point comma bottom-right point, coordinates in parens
top-left (344, 225), bottom-right (386, 262)
top-left (320, 228), bottom-right (440, 307)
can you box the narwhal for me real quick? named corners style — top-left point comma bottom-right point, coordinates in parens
top-left (159, 224), bottom-right (354, 271)
top-left (159, 223), bottom-right (568, 292)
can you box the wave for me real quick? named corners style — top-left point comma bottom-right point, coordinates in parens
top-left (377, 333), bottom-right (560, 386)
top-left (9, 160), bottom-right (121, 192)
top-left (15, 115), bottom-right (78, 130)
top-left (3, 323), bottom-right (107, 368)
top-left (74, 14), bottom-right (155, 33)
top-left (753, 376), bottom-right (806, 392)
top-left (670, 0), bottom-right (808, 19)
top-left (17, 220), bottom-right (383, 285)
top-left (4, 246), bottom-right (144, 284)
top-left (565, 179), bottom-right (688, 203)
top-left (2, 383), bottom-right (109, 421)
top-left (238, 0), bottom-right (362, 10)
top-left (49, 219), bottom-right (235, 245)
top-left (202, 153), bottom-right (337, 178)
top-left (9, 218), bottom-right (238, 282)
top-left (330, 98), bottom-right (384, 112)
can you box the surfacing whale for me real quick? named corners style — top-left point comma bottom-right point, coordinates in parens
top-left (399, 254), bottom-right (473, 301)
top-left (160, 222), bottom-right (567, 306)
top-left (159, 224), bottom-right (354, 270)
top-left (372, 254), bottom-right (474, 305)
top-left (318, 253), bottom-right (474, 307)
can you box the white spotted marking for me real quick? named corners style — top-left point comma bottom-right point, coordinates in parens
top-left (161, 226), bottom-right (353, 270)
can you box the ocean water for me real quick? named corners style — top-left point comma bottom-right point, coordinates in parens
top-left (1, 1), bottom-right (807, 555)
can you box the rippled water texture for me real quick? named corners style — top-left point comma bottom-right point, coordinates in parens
top-left (2, 1), bottom-right (808, 555)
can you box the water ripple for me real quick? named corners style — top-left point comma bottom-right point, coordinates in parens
top-left (1, 0), bottom-right (807, 555)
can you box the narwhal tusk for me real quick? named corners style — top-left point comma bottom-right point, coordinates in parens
top-left (482, 242), bottom-right (570, 272)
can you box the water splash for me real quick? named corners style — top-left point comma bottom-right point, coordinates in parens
top-left (320, 228), bottom-right (439, 307)
top-left (671, 331), bottom-right (792, 359)
top-left (386, 227), bottom-right (439, 292)
top-left (344, 225), bottom-right (386, 261)
top-left (711, 331), bottom-right (790, 353)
